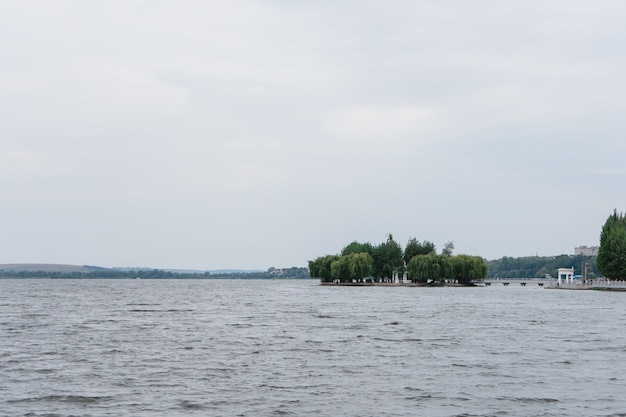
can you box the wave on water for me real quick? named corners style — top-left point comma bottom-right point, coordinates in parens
top-left (3, 280), bottom-right (626, 416)
top-left (496, 396), bottom-right (560, 403)
top-left (8, 395), bottom-right (109, 404)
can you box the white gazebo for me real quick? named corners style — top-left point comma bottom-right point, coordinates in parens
top-left (392, 270), bottom-right (409, 283)
top-left (557, 267), bottom-right (574, 285)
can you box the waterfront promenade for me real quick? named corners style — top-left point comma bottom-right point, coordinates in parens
top-left (484, 277), bottom-right (626, 290)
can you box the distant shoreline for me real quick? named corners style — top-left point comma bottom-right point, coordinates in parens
top-left (0, 263), bottom-right (309, 279)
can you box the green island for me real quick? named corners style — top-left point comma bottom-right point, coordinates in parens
top-left (308, 234), bottom-right (487, 286)
top-left (310, 210), bottom-right (626, 287)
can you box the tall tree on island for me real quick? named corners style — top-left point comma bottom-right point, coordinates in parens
top-left (403, 237), bottom-right (436, 264)
top-left (372, 234), bottom-right (404, 281)
top-left (442, 241), bottom-right (455, 257)
top-left (341, 241), bottom-right (374, 257)
top-left (597, 210), bottom-right (626, 280)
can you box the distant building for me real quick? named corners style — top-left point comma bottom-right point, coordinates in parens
top-left (267, 267), bottom-right (284, 276)
top-left (575, 245), bottom-right (599, 256)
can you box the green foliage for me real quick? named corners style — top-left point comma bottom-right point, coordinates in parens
top-left (330, 256), bottom-right (350, 283)
top-left (486, 255), bottom-right (598, 278)
top-left (347, 252), bottom-right (374, 281)
top-left (598, 210), bottom-right (626, 279)
top-left (312, 234), bottom-right (406, 282)
top-left (372, 234), bottom-right (404, 280)
top-left (406, 255), bottom-right (429, 283)
top-left (406, 253), bottom-right (486, 284)
top-left (311, 233), bottom-right (487, 285)
top-left (450, 255), bottom-right (487, 284)
top-left (407, 253), bottom-right (450, 283)
top-left (309, 252), bottom-right (373, 283)
top-left (308, 255), bottom-right (340, 282)
top-left (336, 253), bottom-right (373, 282)
top-left (341, 241), bottom-right (374, 256)
top-left (403, 237), bottom-right (436, 264)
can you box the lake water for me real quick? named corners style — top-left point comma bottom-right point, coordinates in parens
top-left (1, 279), bottom-right (626, 417)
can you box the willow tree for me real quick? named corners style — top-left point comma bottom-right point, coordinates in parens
top-left (308, 255), bottom-right (339, 282)
top-left (407, 254), bottom-right (450, 283)
top-left (450, 255), bottom-right (487, 285)
top-left (597, 210), bottom-right (626, 280)
top-left (408, 253), bottom-right (486, 284)
top-left (332, 252), bottom-right (373, 283)
top-left (330, 256), bottom-right (351, 283)
top-left (347, 252), bottom-right (373, 282)
top-left (407, 255), bottom-right (431, 283)
top-left (310, 252), bottom-right (373, 283)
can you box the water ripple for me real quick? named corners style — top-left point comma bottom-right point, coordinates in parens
top-left (2, 279), bottom-right (626, 416)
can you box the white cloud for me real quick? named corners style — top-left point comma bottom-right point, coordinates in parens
top-left (55, 57), bottom-right (191, 112)
top-left (0, 147), bottom-right (49, 173)
top-left (327, 105), bottom-right (441, 141)
top-left (0, 74), bottom-right (43, 94)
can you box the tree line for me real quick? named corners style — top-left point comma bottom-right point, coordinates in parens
top-left (308, 234), bottom-right (487, 285)
top-left (0, 267), bottom-right (310, 279)
top-left (486, 255), bottom-right (598, 279)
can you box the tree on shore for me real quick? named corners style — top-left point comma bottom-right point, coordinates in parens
top-left (597, 210), bottom-right (626, 280)
top-left (309, 252), bottom-right (373, 283)
top-left (450, 255), bottom-right (487, 285)
top-left (308, 255), bottom-right (339, 283)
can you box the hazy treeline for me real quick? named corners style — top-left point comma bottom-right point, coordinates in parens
top-left (486, 255), bottom-right (598, 279)
top-left (0, 267), bottom-right (310, 279)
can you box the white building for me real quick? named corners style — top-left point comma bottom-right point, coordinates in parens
top-left (557, 267), bottom-right (575, 285)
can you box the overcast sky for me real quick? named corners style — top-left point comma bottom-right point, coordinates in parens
top-left (2, 1), bottom-right (625, 270)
